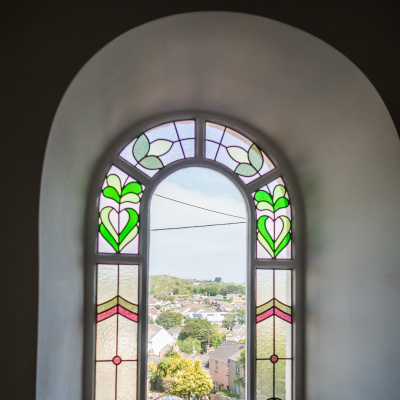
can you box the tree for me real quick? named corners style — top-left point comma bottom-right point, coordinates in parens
top-left (214, 277), bottom-right (222, 283)
top-left (234, 348), bottom-right (246, 388)
top-left (222, 309), bottom-right (246, 330)
top-left (178, 318), bottom-right (214, 350)
top-left (148, 315), bottom-right (155, 324)
top-left (177, 337), bottom-right (202, 354)
top-left (156, 311), bottom-right (184, 330)
top-left (173, 359), bottom-right (213, 400)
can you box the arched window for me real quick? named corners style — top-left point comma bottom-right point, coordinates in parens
top-left (87, 115), bottom-right (303, 400)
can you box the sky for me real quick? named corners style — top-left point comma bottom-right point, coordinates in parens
top-left (149, 167), bottom-right (247, 283)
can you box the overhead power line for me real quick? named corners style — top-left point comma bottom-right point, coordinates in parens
top-left (151, 221), bottom-right (246, 231)
top-left (154, 193), bottom-right (246, 220)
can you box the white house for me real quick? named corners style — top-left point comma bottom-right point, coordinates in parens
top-left (147, 324), bottom-right (176, 356)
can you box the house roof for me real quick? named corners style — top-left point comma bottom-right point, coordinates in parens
top-left (209, 341), bottom-right (244, 363)
top-left (167, 326), bottom-right (183, 336)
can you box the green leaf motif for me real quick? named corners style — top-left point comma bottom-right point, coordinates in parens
top-left (274, 197), bottom-right (289, 211)
top-left (133, 134), bottom-right (150, 162)
top-left (248, 144), bottom-right (263, 171)
top-left (273, 185), bottom-right (286, 204)
top-left (140, 155), bottom-right (163, 170)
top-left (227, 146), bottom-right (249, 164)
top-left (107, 175), bottom-right (121, 195)
top-left (103, 186), bottom-right (120, 202)
top-left (235, 163), bottom-right (257, 177)
top-left (122, 181), bottom-right (142, 195)
top-left (255, 190), bottom-right (273, 211)
top-left (148, 139), bottom-right (173, 157)
top-left (274, 216), bottom-right (291, 255)
top-left (100, 223), bottom-right (118, 252)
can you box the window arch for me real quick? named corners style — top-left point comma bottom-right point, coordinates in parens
top-left (87, 114), bottom-right (303, 400)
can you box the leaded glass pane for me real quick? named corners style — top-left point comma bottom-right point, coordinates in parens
top-left (119, 120), bottom-right (195, 177)
top-left (205, 122), bottom-right (275, 184)
top-left (256, 269), bottom-right (292, 399)
top-left (96, 264), bottom-right (138, 400)
top-left (98, 166), bottom-right (144, 254)
top-left (253, 177), bottom-right (292, 259)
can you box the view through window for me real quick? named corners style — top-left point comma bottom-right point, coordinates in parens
top-left (148, 167), bottom-right (247, 399)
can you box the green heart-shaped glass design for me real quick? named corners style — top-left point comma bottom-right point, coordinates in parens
top-left (99, 174), bottom-right (143, 252)
top-left (257, 215), bottom-right (291, 257)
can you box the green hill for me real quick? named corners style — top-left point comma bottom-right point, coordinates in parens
top-left (149, 275), bottom-right (245, 298)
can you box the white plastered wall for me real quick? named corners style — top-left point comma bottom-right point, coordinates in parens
top-left (38, 12), bottom-right (400, 400)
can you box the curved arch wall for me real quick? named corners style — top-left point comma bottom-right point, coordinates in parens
top-left (38, 12), bottom-right (400, 400)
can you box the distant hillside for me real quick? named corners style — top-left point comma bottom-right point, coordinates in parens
top-left (149, 274), bottom-right (245, 298)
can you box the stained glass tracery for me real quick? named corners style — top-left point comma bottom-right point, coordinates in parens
top-left (96, 264), bottom-right (139, 400)
top-left (119, 120), bottom-right (195, 177)
top-left (256, 269), bottom-right (292, 400)
top-left (254, 177), bottom-right (292, 259)
top-left (205, 122), bottom-right (275, 184)
top-left (98, 165), bottom-right (144, 254)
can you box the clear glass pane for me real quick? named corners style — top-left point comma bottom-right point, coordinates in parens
top-left (97, 264), bottom-right (118, 304)
top-left (256, 361), bottom-right (273, 400)
top-left (117, 361), bottom-right (137, 400)
top-left (119, 265), bottom-right (138, 304)
top-left (98, 166), bottom-right (143, 254)
top-left (117, 316), bottom-right (138, 360)
top-left (256, 318), bottom-right (273, 359)
top-left (275, 316), bottom-right (292, 359)
top-left (95, 362), bottom-right (116, 400)
top-left (275, 270), bottom-right (292, 306)
top-left (256, 269), bottom-right (273, 306)
top-left (96, 315), bottom-right (117, 360)
top-left (205, 122), bottom-right (275, 184)
top-left (275, 360), bottom-right (292, 400)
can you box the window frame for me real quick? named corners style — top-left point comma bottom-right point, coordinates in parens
top-left (85, 112), bottom-right (304, 400)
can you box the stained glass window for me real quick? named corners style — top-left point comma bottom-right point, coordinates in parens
top-left (92, 117), bottom-right (301, 400)
top-left (95, 264), bottom-right (139, 400)
top-left (98, 165), bottom-right (144, 254)
top-left (119, 120), bottom-right (195, 177)
top-left (205, 122), bottom-right (275, 184)
top-left (256, 269), bottom-right (292, 400)
top-left (254, 177), bottom-right (292, 259)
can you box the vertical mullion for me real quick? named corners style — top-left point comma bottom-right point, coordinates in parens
top-left (196, 117), bottom-right (205, 159)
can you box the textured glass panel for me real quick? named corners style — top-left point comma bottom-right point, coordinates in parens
top-left (254, 177), bottom-right (292, 259)
top-left (205, 122), bottom-right (274, 184)
top-left (96, 315), bottom-right (117, 360)
top-left (257, 269), bottom-right (273, 306)
top-left (117, 316), bottom-right (138, 360)
top-left (98, 166), bottom-right (144, 254)
top-left (256, 361), bottom-right (273, 400)
top-left (119, 265), bottom-right (138, 304)
top-left (275, 270), bottom-right (292, 306)
top-left (119, 121), bottom-right (195, 177)
top-left (275, 360), bottom-right (292, 400)
top-left (96, 362), bottom-right (116, 400)
top-left (117, 361), bottom-right (137, 400)
top-left (97, 264), bottom-right (118, 304)
top-left (275, 316), bottom-right (292, 359)
top-left (256, 318), bottom-right (273, 359)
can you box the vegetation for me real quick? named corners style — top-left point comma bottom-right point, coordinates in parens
top-left (149, 275), bottom-right (245, 298)
top-left (177, 337), bottom-right (202, 354)
top-left (148, 353), bottom-right (212, 399)
top-left (234, 348), bottom-right (245, 389)
top-left (222, 309), bottom-right (246, 330)
top-left (156, 311), bottom-right (184, 330)
top-left (217, 389), bottom-right (239, 398)
top-left (178, 318), bottom-right (222, 352)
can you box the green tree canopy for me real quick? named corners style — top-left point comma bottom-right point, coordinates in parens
top-left (156, 311), bottom-right (184, 330)
top-left (176, 337), bottom-right (202, 354)
top-left (173, 359), bottom-right (213, 400)
top-left (178, 318), bottom-right (214, 350)
top-left (222, 309), bottom-right (246, 330)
